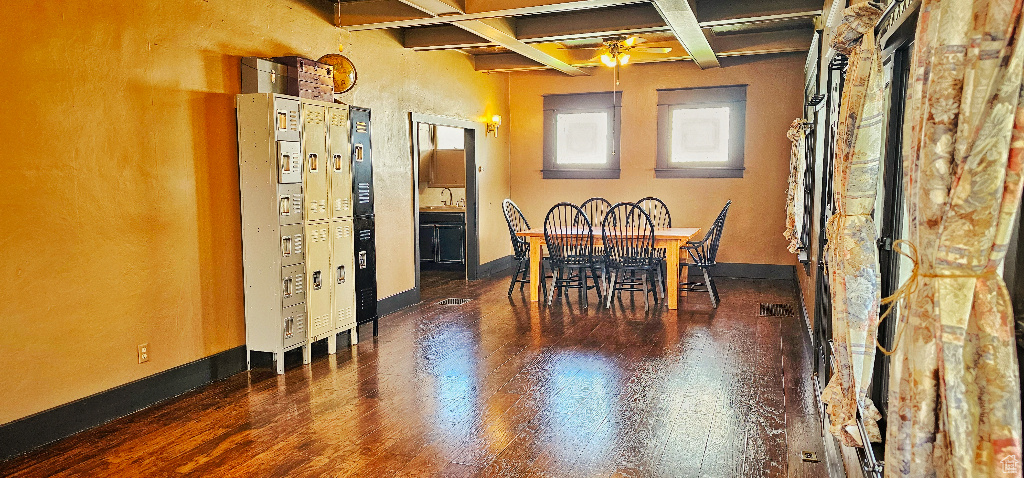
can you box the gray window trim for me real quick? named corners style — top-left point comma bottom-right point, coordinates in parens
top-left (656, 85), bottom-right (747, 179)
top-left (543, 92), bottom-right (622, 179)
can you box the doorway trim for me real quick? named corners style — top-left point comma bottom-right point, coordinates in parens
top-left (410, 112), bottom-right (483, 290)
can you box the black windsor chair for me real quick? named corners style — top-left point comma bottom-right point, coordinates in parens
top-left (543, 202), bottom-right (603, 307)
top-left (502, 199), bottom-right (547, 297)
top-left (680, 200), bottom-right (731, 308)
top-left (602, 202), bottom-right (662, 310)
top-left (636, 196), bottom-right (672, 298)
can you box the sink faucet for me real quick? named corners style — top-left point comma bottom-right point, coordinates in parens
top-left (440, 188), bottom-right (453, 206)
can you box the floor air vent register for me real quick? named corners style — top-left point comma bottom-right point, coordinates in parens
top-left (437, 298), bottom-right (472, 306)
top-left (759, 303), bottom-right (795, 317)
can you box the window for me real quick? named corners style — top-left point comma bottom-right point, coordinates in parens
top-left (543, 92), bottom-right (621, 179)
top-left (656, 85), bottom-right (746, 178)
top-left (435, 125), bottom-right (465, 150)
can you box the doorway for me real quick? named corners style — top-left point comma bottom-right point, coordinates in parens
top-left (410, 113), bottom-right (481, 292)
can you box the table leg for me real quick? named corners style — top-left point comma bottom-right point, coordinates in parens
top-left (666, 240), bottom-right (679, 310)
top-left (529, 236), bottom-right (541, 302)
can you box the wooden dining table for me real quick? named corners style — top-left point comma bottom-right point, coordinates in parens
top-left (516, 227), bottom-right (701, 310)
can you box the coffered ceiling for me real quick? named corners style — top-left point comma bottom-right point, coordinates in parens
top-left (335, 0), bottom-right (821, 74)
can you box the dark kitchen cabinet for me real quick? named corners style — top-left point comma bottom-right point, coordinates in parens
top-left (419, 212), bottom-right (465, 267)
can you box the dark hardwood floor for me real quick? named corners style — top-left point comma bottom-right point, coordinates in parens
top-left (1, 271), bottom-right (834, 477)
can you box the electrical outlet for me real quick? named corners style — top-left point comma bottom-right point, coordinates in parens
top-left (138, 343), bottom-right (150, 363)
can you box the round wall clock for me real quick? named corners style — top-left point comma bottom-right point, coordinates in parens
top-left (317, 54), bottom-right (357, 94)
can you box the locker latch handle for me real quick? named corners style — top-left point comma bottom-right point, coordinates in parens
top-left (282, 236), bottom-right (292, 255)
top-left (283, 277), bottom-right (293, 297)
top-left (279, 196), bottom-right (291, 215)
top-left (358, 251), bottom-right (367, 269)
top-left (284, 317), bottom-right (294, 338)
top-left (354, 144), bottom-right (364, 162)
top-left (312, 271), bottom-right (322, 290)
top-left (281, 154), bottom-right (291, 172)
top-left (337, 265), bottom-right (346, 283)
top-left (333, 154), bottom-right (343, 171)
top-left (309, 153), bottom-right (318, 172)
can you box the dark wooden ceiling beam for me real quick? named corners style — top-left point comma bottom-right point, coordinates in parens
top-left (404, 24), bottom-right (496, 50)
top-left (398, 0), bottom-right (589, 75)
top-left (693, 0), bottom-right (822, 23)
top-left (335, 0), bottom-right (432, 28)
top-left (517, 3), bottom-right (668, 42)
top-left (340, 0), bottom-right (647, 30)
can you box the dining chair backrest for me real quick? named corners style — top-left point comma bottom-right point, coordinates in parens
top-left (704, 200), bottom-right (732, 263)
top-left (689, 200), bottom-right (732, 266)
top-left (502, 199), bottom-right (530, 260)
top-left (635, 196), bottom-right (671, 228)
top-left (602, 202), bottom-right (655, 266)
top-left (543, 202), bottom-right (593, 264)
top-left (580, 197), bottom-right (612, 228)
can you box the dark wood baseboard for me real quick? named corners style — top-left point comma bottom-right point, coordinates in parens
top-left (478, 255), bottom-right (513, 278)
top-left (0, 345), bottom-right (247, 462)
top-left (700, 262), bottom-right (796, 280)
top-left (377, 287), bottom-right (420, 317)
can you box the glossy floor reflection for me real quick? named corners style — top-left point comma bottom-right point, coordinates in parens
top-left (1, 271), bottom-right (834, 477)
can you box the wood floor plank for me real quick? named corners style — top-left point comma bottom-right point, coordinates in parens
top-left (0, 275), bottom-right (833, 478)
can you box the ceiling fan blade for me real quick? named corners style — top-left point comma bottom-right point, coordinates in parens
top-left (556, 46), bottom-right (602, 51)
top-left (634, 47), bottom-right (673, 53)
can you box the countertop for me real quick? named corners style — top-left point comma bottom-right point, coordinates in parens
top-left (419, 206), bottom-right (466, 213)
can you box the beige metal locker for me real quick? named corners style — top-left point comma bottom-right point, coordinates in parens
top-left (302, 103), bottom-right (330, 222)
top-left (237, 93), bottom-right (311, 375)
top-left (328, 106), bottom-right (353, 219)
top-left (331, 218), bottom-right (358, 343)
top-left (305, 221), bottom-right (333, 344)
top-left (237, 93), bottom-right (355, 374)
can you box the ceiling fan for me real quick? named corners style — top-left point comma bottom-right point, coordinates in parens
top-left (560, 36), bottom-right (673, 67)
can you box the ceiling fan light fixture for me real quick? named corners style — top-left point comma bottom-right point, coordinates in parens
top-left (625, 36), bottom-right (638, 47)
top-left (619, 54), bottom-right (630, 65)
top-left (600, 54), bottom-right (616, 67)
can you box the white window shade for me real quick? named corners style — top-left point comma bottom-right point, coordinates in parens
top-left (556, 112), bottom-right (609, 165)
top-left (671, 107), bottom-right (730, 163)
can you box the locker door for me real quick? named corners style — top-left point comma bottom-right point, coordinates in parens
top-left (302, 103), bottom-right (329, 222)
top-left (305, 221), bottom-right (333, 340)
top-left (280, 223), bottom-right (304, 266)
top-left (354, 215), bottom-right (377, 324)
top-left (273, 96), bottom-right (300, 142)
top-left (281, 263), bottom-right (305, 309)
top-left (350, 107), bottom-right (373, 217)
top-left (277, 141), bottom-right (302, 184)
top-left (328, 106), bottom-right (352, 219)
top-left (282, 302), bottom-right (307, 350)
top-left (277, 184), bottom-right (303, 225)
top-left (331, 219), bottom-right (356, 332)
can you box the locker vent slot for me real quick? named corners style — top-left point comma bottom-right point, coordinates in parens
top-left (358, 230), bottom-right (372, 241)
top-left (758, 303), bottom-right (794, 317)
top-left (358, 289), bottom-right (375, 309)
top-left (313, 314), bottom-right (330, 332)
top-left (330, 112), bottom-right (346, 126)
top-left (357, 183), bottom-right (371, 204)
top-left (355, 121), bottom-right (368, 133)
top-left (437, 298), bottom-right (472, 306)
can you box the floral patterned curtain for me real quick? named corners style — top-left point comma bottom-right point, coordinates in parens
top-left (785, 119), bottom-right (808, 253)
top-left (885, 0), bottom-right (1024, 475)
top-left (820, 2), bottom-right (887, 449)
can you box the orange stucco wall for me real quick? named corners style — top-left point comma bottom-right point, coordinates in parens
top-left (0, 0), bottom-right (510, 425)
top-left (507, 55), bottom-right (807, 266)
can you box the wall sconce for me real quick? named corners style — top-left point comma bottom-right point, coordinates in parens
top-left (486, 114), bottom-right (501, 137)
